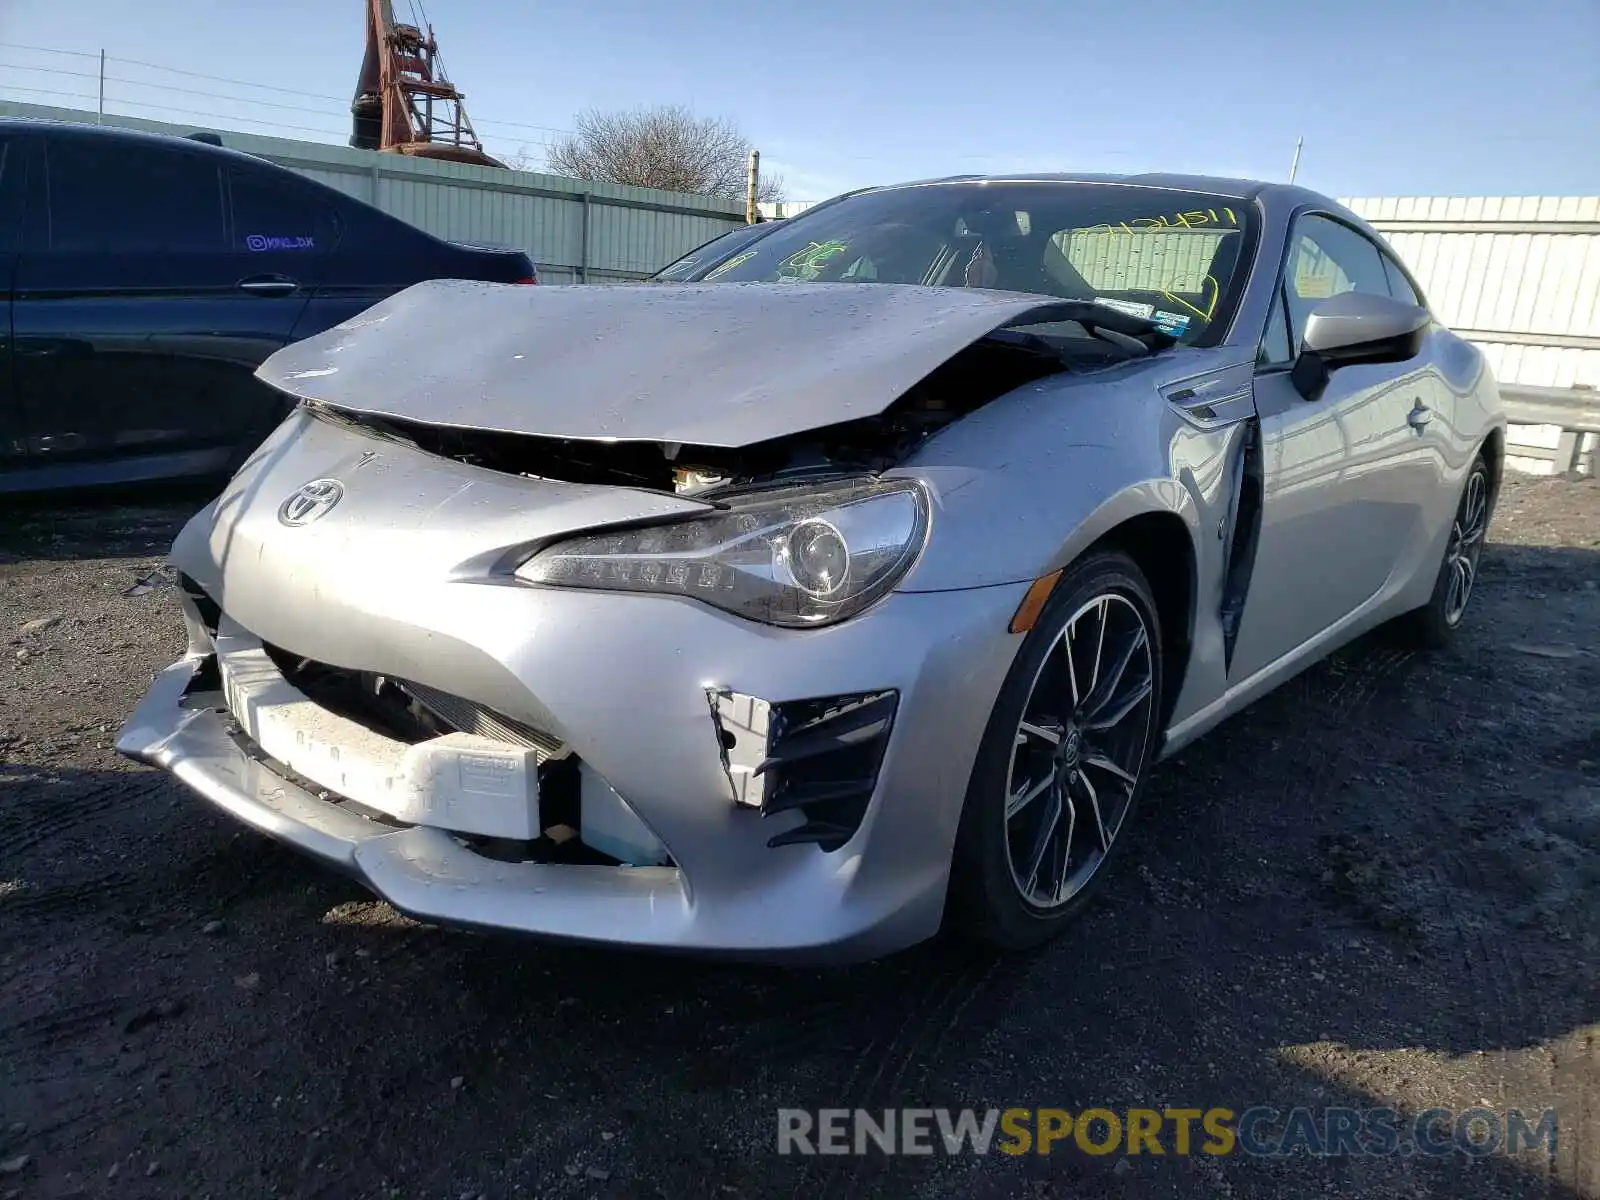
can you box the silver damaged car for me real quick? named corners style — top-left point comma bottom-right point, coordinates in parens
top-left (118, 175), bottom-right (1505, 960)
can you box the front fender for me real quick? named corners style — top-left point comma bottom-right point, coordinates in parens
top-left (889, 387), bottom-right (1216, 593)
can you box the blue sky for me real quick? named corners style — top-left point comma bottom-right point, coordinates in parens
top-left (2, 0), bottom-right (1596, 201)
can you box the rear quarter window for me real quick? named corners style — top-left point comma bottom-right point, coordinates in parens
top-left (310, 185), bottom-right (435, 254)
top-left (1381, 252), bottom-right (1426, 309)
top-left (229, 168), bottom-right (340, 254)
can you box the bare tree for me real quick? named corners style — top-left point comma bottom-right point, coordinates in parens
top-left (500, 145), bottom-right (540, 172)
top-left (547, 105), bottom-right (784, 202)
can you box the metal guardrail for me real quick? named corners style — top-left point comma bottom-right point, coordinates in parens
top-left (1499, 384), bottom-right (1600, 476)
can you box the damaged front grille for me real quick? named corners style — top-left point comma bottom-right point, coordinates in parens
top-left (262, 643), bottom-right (567, 761)
top-left (396, 679), bottom-right (565, 758)
top-left (712, 689), bottom-right (897, 852)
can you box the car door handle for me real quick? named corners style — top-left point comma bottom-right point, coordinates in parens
top-left (1407, 400), bottom-right (1432, 430)
top-left (237, 274), bottom-right (299, 298)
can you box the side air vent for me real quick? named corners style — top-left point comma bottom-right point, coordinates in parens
top-left (711, 689), bottom-right (898, 852)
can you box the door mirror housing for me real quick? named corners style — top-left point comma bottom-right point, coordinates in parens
top-left (1290, 291), bottom-right (1430, 401)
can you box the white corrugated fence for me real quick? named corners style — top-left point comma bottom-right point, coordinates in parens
top-left (1343, 195), bottom-right (1599, 474)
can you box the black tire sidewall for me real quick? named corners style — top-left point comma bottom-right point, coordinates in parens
top-left (1410, 456), bottom-right (1491, 647)
top-left (948, 550), bottom-right (1165, 949)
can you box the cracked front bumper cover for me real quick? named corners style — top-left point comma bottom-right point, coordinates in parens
top-left (118, 656), bottom-right (943, 960)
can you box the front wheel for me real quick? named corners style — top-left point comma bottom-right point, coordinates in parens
top-left (947, 551), bottom-right (1164, 950)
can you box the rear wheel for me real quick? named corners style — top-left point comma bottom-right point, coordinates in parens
top-left (1401, 456), bottom-right (1490, 648)
top-left (948, 551), bottom-right (1164, 949)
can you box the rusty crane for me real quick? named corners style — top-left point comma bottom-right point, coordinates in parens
top-left (349, 0), bottom-right (505, 167)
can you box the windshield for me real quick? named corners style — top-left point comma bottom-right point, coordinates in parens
top-left (651, 223), bottom-right (776, 282)
top-left (695, 182), bottom-right (1257, 345)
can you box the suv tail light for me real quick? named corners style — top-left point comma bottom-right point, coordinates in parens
top-left (515, 274), bottom-right (539, 285)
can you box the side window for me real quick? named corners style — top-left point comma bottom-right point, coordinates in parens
top-left (1281, 214), bottom-right (1390, 344)
top-left (229, 169), bottom-right (339, 254)
top-left (1381, 252), bottom-right (1425, 309)
top-left (48, 137), bottom-right (225, 253)
top-left (324, 191), bottom-right (419, 253)
top-left (1258, 286), bottom-right (1294, 367)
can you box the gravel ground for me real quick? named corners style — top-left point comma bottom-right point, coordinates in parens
top-left (1, 475), bottom-right (1596, 1200)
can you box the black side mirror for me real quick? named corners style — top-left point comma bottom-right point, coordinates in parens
top-left (1290, 291), bottom-right (1430, 401)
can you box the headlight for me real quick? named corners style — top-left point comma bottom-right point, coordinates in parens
top-left (516, 477), bottom-right (929, 627)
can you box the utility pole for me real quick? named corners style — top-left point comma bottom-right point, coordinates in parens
top-left (97, 50), bottom-right (105, 123)
top-left (1288, 136), bottom-right (1303, 184)
top-left (746, 149), bottom-right (760, 225)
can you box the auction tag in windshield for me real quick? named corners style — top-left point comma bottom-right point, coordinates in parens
top-left (1095, 297), bottom-right (1156, 319)
top-left (1153, 310), bottom-right (1192, 337)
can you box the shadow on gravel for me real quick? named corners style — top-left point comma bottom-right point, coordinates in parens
top-left (0, 485), bottom-right (210, 564)
top-left (0, 540), bottom-right (1594, 1197)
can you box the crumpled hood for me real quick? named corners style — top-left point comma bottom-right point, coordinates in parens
top-left (257, 279), bottom-right (1068, 448)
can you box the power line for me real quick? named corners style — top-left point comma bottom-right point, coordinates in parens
top-left (0, 60), bottom-right (99, 83)
top-left (470, 115), bottom-right (571, 136)
top-left (101, 99), bottom-right (348, 137)
top-left (0, 82), bottom-right (97, 106)
top-left (0, 85), bottom-right (560, 157)
top-left (4, 59), bottom-right (573, 141)
top-left (0, 41), bottom-right (101, 60)
top-left (0, 43), bottom-right (575, 136)
top-left (114, 54), bottom-right (350, 104)
top-left (0, 61), bottom-right (359, 119)
top-left (131, 109), bottom-right (346, 138)
top-left (0, 86), bottom-right (350, 138)
top-left (119, 76), bottom-right (348, 118)
top-left (0, 41), bottom-right (349, 102)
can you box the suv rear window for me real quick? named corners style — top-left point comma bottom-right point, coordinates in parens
top-left (48, 137), bottom-right (226, 253)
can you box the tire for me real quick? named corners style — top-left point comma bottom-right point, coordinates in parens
top-left (1400, 456), bottom-right (1491, 649)
top-left (947, 550), bottom-right (1165, 950)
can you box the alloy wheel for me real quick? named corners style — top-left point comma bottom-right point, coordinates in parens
top-left (1002, 592), bottom-right (1156, 909)
top-left (1443, 468), bottom-right (1488, 626)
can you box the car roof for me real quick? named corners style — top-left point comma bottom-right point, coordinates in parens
top-left (848, 171), bottom-right (1348, 222)
top-left (0, 115), bottom-right (279, 170)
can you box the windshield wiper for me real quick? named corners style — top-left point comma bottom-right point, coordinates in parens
top-left (997, 301), bottom-right (1179, 359)
top-left (981, 328), bottom-right (1088, 364)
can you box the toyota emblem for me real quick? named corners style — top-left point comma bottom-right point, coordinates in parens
top-left (278, 478), bottom-right (345, 526)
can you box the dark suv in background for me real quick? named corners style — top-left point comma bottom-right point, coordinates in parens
top-left (0, 119), bottom-right (537, 494)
